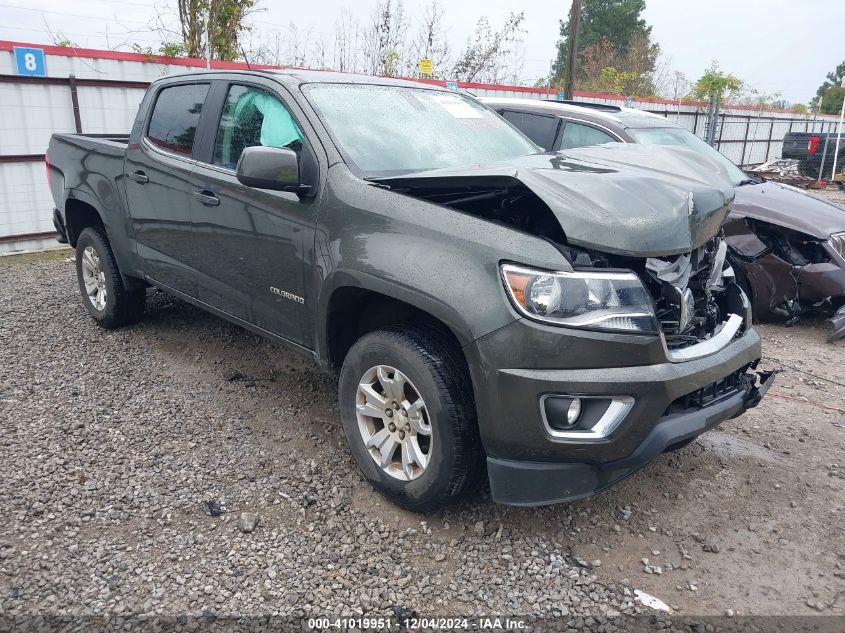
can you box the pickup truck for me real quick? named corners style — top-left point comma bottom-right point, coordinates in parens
top-left (782, 130), bottom-right (845, 177)
top-left (47, 70), bottom-right (772, 510)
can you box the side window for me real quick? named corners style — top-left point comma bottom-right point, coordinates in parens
top-left (500, 110), bottom-right (558, 150)
top-left (146, 83), bottom-right (209, 155)
top-left (558, 122), bottom-right (616, 150)
top-left (213, 85), bottom-right (305, 169)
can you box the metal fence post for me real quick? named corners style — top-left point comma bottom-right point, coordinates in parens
top-left (818, 121), bottom-right (831, 182)
top-left (740, 116), bottom-right (751, 167)
top-left (765, 119), bottom-right (774, 164)
top-left (706, 98), bottom-right (718, 146)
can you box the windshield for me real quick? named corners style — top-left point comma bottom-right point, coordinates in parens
top-left (303, 84), bottom-right (539, 177)
top-left (627, 127), bottom-right (750, 186)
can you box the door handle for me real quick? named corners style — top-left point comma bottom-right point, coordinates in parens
top-left (193, 190), bottom-right (220, 207)
top-left (126, 170), bottom-right (149, 184)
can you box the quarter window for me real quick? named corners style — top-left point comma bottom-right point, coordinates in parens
top-left (558, 122), bottom-right (616, 149)
top-left (146, 83), bottom-right (209, 155)
top-left (500, 110), bottom-right (559, 150)
top-left (213, 85), bottom-right (304, 169)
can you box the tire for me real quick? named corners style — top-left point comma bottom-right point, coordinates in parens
top-left (338, 325), bottom-right (484, 512)
top-left (75, 226), bottom-right (146, 329)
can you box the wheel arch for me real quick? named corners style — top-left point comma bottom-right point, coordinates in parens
top-left (321, 275), bottom-right (472, 371)
top-left (64, 196), bottom-right (105, 247)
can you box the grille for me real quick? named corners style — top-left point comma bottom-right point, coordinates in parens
top-left (829, 232), bottom-right (845, 258)
top-left (663, 365), bottom-right (753, 416)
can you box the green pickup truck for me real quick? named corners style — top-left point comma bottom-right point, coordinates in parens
top-left (46, 70), bottom-right (772, 510)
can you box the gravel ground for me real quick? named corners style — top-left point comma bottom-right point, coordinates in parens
top-left (1, 251), bottom-right (843, 627)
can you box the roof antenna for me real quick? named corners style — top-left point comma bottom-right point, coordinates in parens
top-left (240, 44), bottom-right (252, 70)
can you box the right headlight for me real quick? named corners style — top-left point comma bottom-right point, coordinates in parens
top-left (500, 263), bottom-right (658, 334)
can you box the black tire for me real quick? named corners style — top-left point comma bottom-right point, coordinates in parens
top-left (338, 325), bottom-right (484, 512)
top-left (75, 226), bottom-right (146, 329)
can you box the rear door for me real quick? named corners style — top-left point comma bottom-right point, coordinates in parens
top-left (555, 120), bottom-right (619, 150)
top-left (124, 81), bottom-right (211, 295)
top-left (188, 78), bottom-right (320, 347)
top-left (498, 110), bottom-right (560, 151)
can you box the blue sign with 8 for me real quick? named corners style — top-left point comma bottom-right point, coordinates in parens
top-left (14, 47), bottom-right (46, 77)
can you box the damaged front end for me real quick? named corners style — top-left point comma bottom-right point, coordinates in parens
top-left (375, 148), bottom-right (763, 352)
top-left (554, 233), bottom-right (753, 362)
top-left (724, 217), bottom-right (845, 341)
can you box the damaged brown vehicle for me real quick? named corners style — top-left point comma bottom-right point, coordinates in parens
top-left (482, 97), bottom-right (845, 340)
top-left (724, 186), bottom-right (845, 340)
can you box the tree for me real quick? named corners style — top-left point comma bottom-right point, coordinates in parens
top-left (167, 0), bottom-right (258, 61)
top-left (692, 62), bottom-right (743, 105)
top-left (811, 61), bottom-right (845, 115)
top-left (575, 31), bottom-right (657, 96)
top-left (363, 0), bottom-right (410, 76)
top-left (451, 11), bottom-right (525, 83)
top-left (553, 0), bottom-right (654, 85)
top-left (791, 103), bottom-right (809, 117)
top-left (333, 8), bottom-right (362, 73)
top-left (407, 1), bottom-right (450, 77)
top-left (820, 86), bottom-right (845, 116)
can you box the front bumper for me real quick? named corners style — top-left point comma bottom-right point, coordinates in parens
top-left (487, 369), bottom-right (773, 505)
top-left (465, 311), bottom-right (770, 505)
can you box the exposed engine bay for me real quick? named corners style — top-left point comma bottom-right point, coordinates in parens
top-left (390, 179), bottom-right (743, 348)
top-left (389, 183), bottom-right (566, 244)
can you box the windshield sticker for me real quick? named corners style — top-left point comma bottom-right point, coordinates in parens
top-left (432, 94), bottom-right (484, 119)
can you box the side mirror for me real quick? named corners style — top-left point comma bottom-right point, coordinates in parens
top-left (235, 146), bottom-right (310, 193)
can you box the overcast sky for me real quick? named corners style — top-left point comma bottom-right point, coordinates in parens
top-left (1, 0), bottom-right (841, 104)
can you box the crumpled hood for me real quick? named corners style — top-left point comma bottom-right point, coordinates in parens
top-left (732, 181), bottom-right (845, 239)
top-left (375, 144), bottom-right (736, 257)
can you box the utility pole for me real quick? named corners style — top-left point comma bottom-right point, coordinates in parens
top-left (206, 4), bottom-right (212, 69)
top-left (563, 0), bottom-right (582, 100)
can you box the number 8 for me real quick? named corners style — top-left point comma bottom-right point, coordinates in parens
top-left (24, 53), bottom-right (37, 71)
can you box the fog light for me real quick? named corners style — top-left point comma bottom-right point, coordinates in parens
top-left (566, 398), bottom-right (582, 426)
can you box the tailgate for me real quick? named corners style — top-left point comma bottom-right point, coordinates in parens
top-left (782, 133), bottom-right (813, 159)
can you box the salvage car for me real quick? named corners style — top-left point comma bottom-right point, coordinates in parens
top-left (47, 71), bottom-right (772, 510)
top-left (484, 97), bottom-right (845, 339)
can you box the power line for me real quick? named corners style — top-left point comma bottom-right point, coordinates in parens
top-left (0, 3), bottom-right (151, 25)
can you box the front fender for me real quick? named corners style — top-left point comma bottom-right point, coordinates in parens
top-left (312, 165), bottom-right (569, 362)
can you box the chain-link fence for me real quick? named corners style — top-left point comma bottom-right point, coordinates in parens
top-left (641, 106), bottom-right (841, 171)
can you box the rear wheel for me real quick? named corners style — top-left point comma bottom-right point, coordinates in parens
top-left (75, 227), bottom-right (145, 329)
top-left (338, 325), bottom-right (484, 512)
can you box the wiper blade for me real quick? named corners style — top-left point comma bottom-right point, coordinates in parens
top-left (736, 178), bottom-right (763, 186)
top-left (364, 179), bottom-right (391, 190)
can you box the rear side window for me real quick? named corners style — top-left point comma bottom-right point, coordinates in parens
top-left (558, 122), bottom-right (615, 150)
top-left (500, 110), bottom-right (559, 150)
top-left (213, 84), bottom-right (304, 169)
top-left (146, 83), bottom-right (210, 156)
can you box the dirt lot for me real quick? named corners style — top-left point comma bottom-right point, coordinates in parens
top-left (1, 247), bottom-right (843, 624)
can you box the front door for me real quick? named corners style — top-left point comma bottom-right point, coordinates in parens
top-left (124, 81), bottom-right (211, 295)
top-left (189, 81), bottom-right (317, 346)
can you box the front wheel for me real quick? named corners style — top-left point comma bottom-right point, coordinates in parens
top-left (338, 325), bottom-right (484, 512)
top-left (75, 227), bottom-right (145, 329)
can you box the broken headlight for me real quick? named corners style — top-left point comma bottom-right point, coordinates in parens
top-left (501, 264), bottom-right (658, 334)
